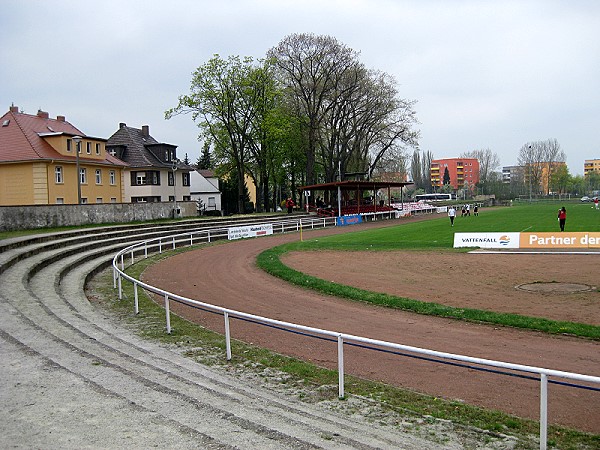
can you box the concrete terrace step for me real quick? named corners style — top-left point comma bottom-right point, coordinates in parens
top-left (0, 217), bottom-right (447, 449)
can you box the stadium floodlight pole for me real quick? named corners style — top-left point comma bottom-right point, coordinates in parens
top-left (528, 145), bottom-right (532, 203)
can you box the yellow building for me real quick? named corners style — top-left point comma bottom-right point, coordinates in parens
top-left (584, 158), bottom-right (600, 177)
top-left (0, 106), bottom-right (128, 205)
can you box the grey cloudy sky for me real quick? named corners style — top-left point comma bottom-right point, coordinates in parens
top-left (2, 0), bottom-right (598, 175)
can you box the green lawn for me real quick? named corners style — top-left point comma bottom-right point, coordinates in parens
top-left (257, 202), bottom-right (600, 339)
top-left (298, 201), bottom-right (600, 251)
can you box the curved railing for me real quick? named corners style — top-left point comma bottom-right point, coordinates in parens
top-left (112, 216), bottom-right (600, 450)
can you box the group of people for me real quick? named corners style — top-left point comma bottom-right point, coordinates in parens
top-left (447, 204), bottom-right (478, 226)
top-left (459, 203), bottom-right (479, 217)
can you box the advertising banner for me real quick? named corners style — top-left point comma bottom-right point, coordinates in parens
top-left (228, 223), bottom-right (273, 240)
top-left (453, 232), bottom-right (521, 249)
top-left (336, 215), bottom-right (363, 226)
top-left (520, 232), bottom-right (600, 249)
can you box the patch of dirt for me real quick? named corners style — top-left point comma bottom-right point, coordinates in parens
top-left (281, 250), bottom-right (600, 325)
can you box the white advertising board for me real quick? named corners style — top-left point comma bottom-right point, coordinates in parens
top-left (453, 232), bottom-right (521, 249)
top-left (228, 223), bottom-right (273, 240)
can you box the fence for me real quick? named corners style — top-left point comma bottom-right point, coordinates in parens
top-left (111, 216), bottom-right (600, 450)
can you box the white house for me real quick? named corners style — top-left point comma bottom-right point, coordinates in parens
top-left (190, 169), bottom-right (221, 214)
top-left (106, 123), bottom-right (192, 203)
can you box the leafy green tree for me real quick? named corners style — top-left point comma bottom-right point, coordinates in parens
top-left (549, 164), bottom-right (571, 196)
top-left (166, 54), bottom-right (256, 214)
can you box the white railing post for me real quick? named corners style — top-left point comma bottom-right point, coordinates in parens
top-left (190, 233), bottom-right (193, 246)
top-left (134, 282), bottom-right (139, 315)
top-left (172, 236), bottom-right (176, 250)
top-left (112, 266), bottom-right (117, 288)
top-left (144, 242), bottom-right (148, 258)
top-left (338, 334), bottom-right (345, 399)
top-left (540, 373), bottom-right (548, 450)
top-left (164, 294), bottom-right (171, 334)
top-left (130, 249), bottom-right (134, 266)
top-left (118, 273), bottom-right (122, 300)
top-left (208, 230), bottom-right (211, 243)
top-left (120, 254), bottom-right (124, 270)
top-left (224, 311), bottom-right (232, 361)
top-left (159, 239), bottom-right (162, 254)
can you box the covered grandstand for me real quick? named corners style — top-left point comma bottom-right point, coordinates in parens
top-left (298, 180), bottom-right (413, 217)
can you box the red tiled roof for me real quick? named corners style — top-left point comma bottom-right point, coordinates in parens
top-left (0, 108), bottom-right (127, 167)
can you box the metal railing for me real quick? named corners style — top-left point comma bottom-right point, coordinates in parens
top-left (111, 216), bottom-right (600, 450)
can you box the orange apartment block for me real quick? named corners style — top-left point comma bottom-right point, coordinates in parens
top-left (430, 158), bottom-right (479, 191)
top-left (584, 158), bottom-right (600, 177)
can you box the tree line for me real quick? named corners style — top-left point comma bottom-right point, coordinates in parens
top-left (166, 33), bottom-right (419, 213)
top-left (167, 33), bottom-right (598, 212)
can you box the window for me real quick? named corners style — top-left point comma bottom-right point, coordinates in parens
top-left (80, 168), bottom-right (87, 184)
top-left (109, 170), bottom-right (116, 185)
top-left (168, 171), bottom-right (175, 186)
top-left (96, 197), bottom-right (103, 204)
top-left (182, 172), bottom-right (190, 186)
top-left (208, 197), bottom-right (216, 207)
top-left (110, 198), bottom-right (117, 203)
top-left (55, 166), bottom-right (63, 184)
top-left (132, 171), bottom-right (160, 186)
top-left (95, 143), bottom-right (101, 155)
top-left (168, 195), bottom-right (175, 202)
top-left (66, 139), bottom-right (72, 152)
top-left (81, 198), bottom-right (88, 204)
top-left (95, 169), bottom-right (102, 184)
top-left (56, 198), bottom-right (64, 204)
top-left (86, 142), bottom-right (91, 154)
top-left (76, 141), bottom-right (81, 154)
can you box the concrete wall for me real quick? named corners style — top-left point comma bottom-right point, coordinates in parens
top-left (0, 202), bottom-right (197, 232)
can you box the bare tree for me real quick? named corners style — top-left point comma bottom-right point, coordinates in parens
top-left (268, 33), bottom-right (359, 185)
top-left (460, 148), bottom-right (500, 184)
top-left (517, 138), bottom-right (565, 196)
top-left (422, 150), bottom-right (433, 192)
top-left (269, 33), bottom-right (419, 185)
top-left (410, 150), bottom-right (423, 188)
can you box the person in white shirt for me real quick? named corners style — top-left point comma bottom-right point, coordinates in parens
top-left (448, 206), bottom-right (456, 226)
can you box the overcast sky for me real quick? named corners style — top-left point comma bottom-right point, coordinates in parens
top-left (2, 0), bottom-right (598, 175)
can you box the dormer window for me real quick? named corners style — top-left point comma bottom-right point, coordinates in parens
top-left (66, 139), bottom-right (72, 152)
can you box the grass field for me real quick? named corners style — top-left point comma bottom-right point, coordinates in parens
top-left (298, 201), bottom-right (600, 251)
top-left (257, 202), bottom-right (600, 339)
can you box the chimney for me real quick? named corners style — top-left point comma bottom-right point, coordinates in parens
top-left (37, 109), bottom-right (49, 119)
top-left (9, 105), bottom-right (18, 113)
top-left (57, 115), bottom-right (65, 122)
top-left (119, 122), bottom-right (126, 128)
top-left (141, 125), bottom-right (149, 137)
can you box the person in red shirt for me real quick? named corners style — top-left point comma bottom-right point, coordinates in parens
top-left (286, 197), bottom-right (295, 214)
top-left (557, 206), bottom-right (567, 231)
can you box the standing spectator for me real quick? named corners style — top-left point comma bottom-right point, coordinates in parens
top-left (286, 197), bottom-right (295, 214)
top-left (466, 204), bottom-right (471, 216)
top-left (594, 197), bottom-right (599, 210)
top-left (558, 206), bottom-right (567, 232)
top-left (448, 206), bottom-right (456, 226)
top-left (473, 204), bottom-right (479, 216)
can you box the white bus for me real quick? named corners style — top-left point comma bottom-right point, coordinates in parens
top-left (414, 193), bottom-right (455, 202)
